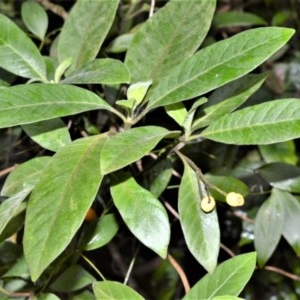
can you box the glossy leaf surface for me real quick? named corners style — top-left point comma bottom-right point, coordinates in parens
top-left (84, 214), bottom-right (119, 251)
top-left (125, 0), bottom-right (216, 82)
top-left (0, 84), bottom-right (112, 128)
top-left (93, 281), bottom-right (144, 300)
top-left (24, 135), bottom-right (108, 281)
top-left (61, 59), bottom-right (130, 84)
top-left (0, 13), bottom-right (46, 80)
top-left (110, 173), bottom-right (170, 258)
top-left (147, 27), bottom-right (294, 109)
top-left (254, 189), bottom-right (285, 267)
top-left (179, 161), bottom-right (220, 273)
top-left (202, 99), bottom-right (300, 145)
top-left (58, 0), bottom-right (119, 71)
top-left (22, 118), bottom-right (71, 152)
top-left (183, 252), bottom-right (256, 300)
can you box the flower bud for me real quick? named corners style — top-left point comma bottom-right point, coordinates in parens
top-left (200, 195), bottom-right (216, 213)
top-left (226, 192), bottom-right (244, 207)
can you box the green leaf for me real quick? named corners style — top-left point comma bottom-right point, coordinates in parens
top-left (61, 59), bottom-right (131, 85)
top-left (182, 97), bottom-right (207, 136)
top-left (33, 294), bottom-right (60, 300)
top-left (0, 78), bottom-right (10, 87)
top-left (0, 204), bottom-right (25, 243)
top-left (149, 158), bottom-right (173, 198)
top-left (1, 156), bottom-right (52, 197)
top-left (256, 163), bottom-right (300, 193)
top-left (0, 84), bottom-right (113, 129)
top-left (147, 27), bottom-right (294, 109)
top-left (50, 265), bottom-right (95, 292)
top-left (22, 118), bottom-right (71, 152)
top-left (100, 126), bottom-right (170, 174)
top-left (0, 189), bottom-right (31, 236)
top-left (213, 12), bottom-right (267, 28)
top-left (116, 99), bottom-right (136, 111)
top-left (201, 99), bottom-right (300, 145)
top-left (54, 57), bottom-right (73, 83)
top-left (0, 13), bottom-right (46, 80)
top-left (192, 73), bottom-right (267, 130)
top-left (204, 174), bottom-right (249, 202)
top-left (183, 252), bottom-right (256, 300)
top-left (93, 281), bottom-right (145, 300)
top-left (21, 1), bottom-right (48, 40)
top-left (24, 134), bottom-right (108, 281)
top-left (83, 214), bottom-right (119, 251)
top-left (110, 173), bottom-right (170, 258)
top-left (178, 161), bottom-right (220, 273)
top-left (165, 102), bottom-right (187, 126)
top-left (3, 255), bottom-right (29, 278)
top-left (254, 189), bottom-right (285, 267)
top-left (212, 297), bottom-right (243, 300)
top-left (107, 33), bottom-right (134, 53)
top-left (280, 192), bottom-right (300, 255)
top-left (127, 81), bottom-right (152, 105)
top-left (70, 291), bottom-right (95, 300)
top-left (125, 0), bottom-right (216, 83)
top-left (259, 141), bottom-right (298, 165)
top-left (272, 11), bottom-right (292, 26)
top-left (44, 56), bottom-right (58, 82)
top-left (58, 0), bottom-right (119, 72)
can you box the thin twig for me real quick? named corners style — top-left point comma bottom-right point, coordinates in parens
top-left (167, 253), bottom-right (190, 293)
top-left (149, 0), bottom-right (156, 18)
top-left (35, 0), bottom-right (68, 19)
top-left (81, 253), bottom-right (106, 281)
top-left (108, 243), bottom-right (139, 289)
top-left (124, 245), bottom-right (140, 285)
top-left (232, 211), bottom-right (255, 223)
top-left (164, 200), bottom-right (180, 219)
top-left (175, 150), bottom-right (227, 197)
top-left (0, 165), bottom-right (16, 177)
top-left (80, 130), bottom-right (89, 137)
top-left (0, 286), bottom-right (32, 298)
top-left (263, 265), bottom-right (300, 281)
top-left (220, 243), bottom-right (235, 257)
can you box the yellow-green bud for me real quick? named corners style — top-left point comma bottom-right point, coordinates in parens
top-left (200, 196), bottom-right (216, 213)
top-left (226, 192), bottom-right (244, 207)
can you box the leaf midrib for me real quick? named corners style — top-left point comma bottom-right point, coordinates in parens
top-left (149, 30), bottom-right (289, 108)
top-left (149, 1), bottom-right (203, 80)
top-left (203, 112), bottom-right (300, 136)
top-left (0, 37), bottom-right (46, 80)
